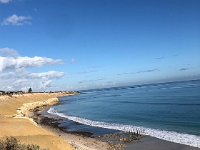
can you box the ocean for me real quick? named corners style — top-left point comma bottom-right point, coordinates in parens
top-left (48, 79), bottom-right (200, 148)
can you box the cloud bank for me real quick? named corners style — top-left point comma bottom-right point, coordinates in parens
top-left (2, 14), bottom-right (31, 26)
top-left (29, 71), bottom-right (65, 79)
top-left (0, 48), bottom-right (65, 91)
top-left (0, 56), bottom-right (62, 72)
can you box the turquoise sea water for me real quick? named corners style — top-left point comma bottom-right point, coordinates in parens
top-left (48, 80), bottom-right (200, 147)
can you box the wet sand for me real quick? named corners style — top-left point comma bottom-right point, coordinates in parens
top-left (1, 93), bottom-right (199, 150)
top-left (0, 93), bottom-right (113, 150)
top-left (34, 104), bottom-right (200, 150)
top-left (125, 136), bottom-right (200, 150)
top-left (32, 106), bottom-right (117, 150)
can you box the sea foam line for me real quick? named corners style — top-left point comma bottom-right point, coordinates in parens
top-left (48, 107), bottom-right (200, 148)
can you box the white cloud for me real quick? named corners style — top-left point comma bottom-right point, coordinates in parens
top-left (0, 71), bottom-right (64, 80)
top-left (0, 56), bottom-right (63, 72)
top-left (0, 71), bottom-right (65, 91)
top-left (0, 0), bottom-right (12, 4)
top-left (39, 80), bottom-right (52, 90)
top-left (0, 47), bottom-right (19, 57)
top-left (0, 48), bottom-right (65, 91)
top-left (29, 71), bottom-right (65, 79)
top-left (2, 14), bottom-right (31, 26)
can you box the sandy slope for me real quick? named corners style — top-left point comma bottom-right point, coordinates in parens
top-left (0, 93), bottom-right (74, 150)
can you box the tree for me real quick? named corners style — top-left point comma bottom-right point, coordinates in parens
top-left (28, 88), bottom-right (32, 93)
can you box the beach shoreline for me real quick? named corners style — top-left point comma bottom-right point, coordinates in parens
top-left (0, 93), bottom-right (77, 150)
top-left (1, 93), bottom-right (200, 150)
top-left (0, 92), bottom-right (116, 150)
top-left (30, 95), bottom-right (124, 150)
top-left (31, 94), bottom-right (200, 150)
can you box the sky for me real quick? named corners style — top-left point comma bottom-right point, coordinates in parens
top-left (0, 0), bottom-right (200, 91)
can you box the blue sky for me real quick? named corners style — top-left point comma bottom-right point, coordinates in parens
top-left (0, 0), bottom-right (200, 91)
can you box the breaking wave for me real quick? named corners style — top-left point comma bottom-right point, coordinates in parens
top-left (48, 107), bottom-right (200, 148)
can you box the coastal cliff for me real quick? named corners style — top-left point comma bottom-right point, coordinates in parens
top-left (0, 93), bottom-right (75, 150)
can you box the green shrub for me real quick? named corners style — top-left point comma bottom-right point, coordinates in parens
top-left (0, 137), bottom-right (47, 150)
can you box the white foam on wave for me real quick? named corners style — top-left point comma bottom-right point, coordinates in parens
top-left (48, 107), bottom-right (200, 148)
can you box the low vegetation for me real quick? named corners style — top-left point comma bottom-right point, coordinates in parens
top-left (0, 89), bottom-right (78, 96)
top-left (0, 137), bottom-right (47, 150)
top-left (28, 88), bottom-right (32, 93)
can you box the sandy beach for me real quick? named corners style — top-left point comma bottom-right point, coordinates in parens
top-left (0, 93), bottom-right (76, 150)
top-left (0, 93), bottom-right (112, 150)
top-left (1, 93), bottom-right (199, 150)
